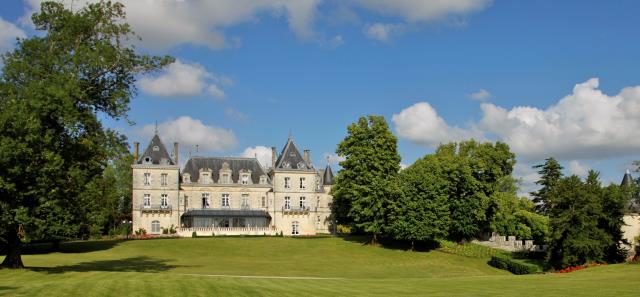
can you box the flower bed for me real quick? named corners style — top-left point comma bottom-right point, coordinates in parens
top-left (556, 263), bottom-right (607, 273)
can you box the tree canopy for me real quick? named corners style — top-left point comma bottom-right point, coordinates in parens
top-left (0, 1), bottom-right (171, 268)
top-left (331, 115), bottom-right (401, 242)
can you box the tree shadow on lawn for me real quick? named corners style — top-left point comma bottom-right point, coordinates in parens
top-left (28, 256), bottom-right (184, 274)
top-left (339, 235), bottom-right (440, 252)
top-left (19, 240), bottom-right (121, 255)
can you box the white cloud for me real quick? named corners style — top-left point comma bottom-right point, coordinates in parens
top-left (323, 153), bottom-right (346, 166)
top-left (568, 160), bottom-right (589, 177)
top-left (469, 89), bottom-right (491, 101)
top-left (351, 0), bottom-right (491, 23)
top-left (479, 78), bottom-right (640, 161)
top-left (240, 146), bottom-right (273, 169)
top-left (22, 0), bottom-right (321, 50)
top-left (140, 116), bottom-right (237, 153)
top-left (207, 85), bottom-right (226, 99)
top-left (138, 60), bottom-right (229, 99)
top-left (514, 162), bottom-right (539, 197)
top-left (363, 23), bottom-right (404, 42)
top-left (392, 102), bottom-right (484, 147)
top-left (0, 17), bottom-right (26, 54)
top-left (224, 107), bottom-right (249, 122)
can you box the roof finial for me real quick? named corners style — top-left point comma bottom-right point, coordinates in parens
top-left (154, 120), bottom-right (159, 135)
top-left (326, 155), bottom-right (330, 166)
top-left (288, 129), bottom-right (292, 140)
top-left (195, 144), bottom-right (199, 153)
top-left (626, 168), bottom-right (631, 174)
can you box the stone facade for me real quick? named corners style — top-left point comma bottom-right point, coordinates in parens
top-left (131, 134), bottom-right (334, 236)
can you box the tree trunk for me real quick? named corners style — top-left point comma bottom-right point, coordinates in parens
top-left (371, 234), bottom-right (378, 245)
top-left (1, 229), bottom-right (24, 269)
top-left (411, 241), bottom-right (415, 251)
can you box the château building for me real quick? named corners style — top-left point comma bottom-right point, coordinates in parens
top-left (131, 132), bottom-right (334, 236)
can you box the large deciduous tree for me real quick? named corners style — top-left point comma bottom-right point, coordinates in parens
top-left (0, 1), bottom-right (171, 268)
top-left (331, 115), bottom-right (401, 243)
top-left (388, 155), bottom-right (450, 248)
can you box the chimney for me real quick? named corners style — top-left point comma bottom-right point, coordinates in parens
top-left (173, 142), bottom-right (179, 165)
top-left (134, 142), bottom-right (140, 163)
top-left (304, 149), bottom-right (310, 165)
top-left (271, 146), bottom-right (277, 169)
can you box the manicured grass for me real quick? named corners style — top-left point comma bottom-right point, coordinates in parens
top-left (1, 237), bottom-right (638, 296)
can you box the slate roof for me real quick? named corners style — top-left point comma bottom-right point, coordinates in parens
top-left (138, 134), bottom-right (175, 165)
top-left (621, 169), bottom-right (633, 187)
top-left (274, 137), bottom-right (312, 170)
top-left (322, 165), bottom-right (334, 185)
top-left (181, 209), bottom-right (271, 218)
top-left (182, 157), bottom-right (270, 184)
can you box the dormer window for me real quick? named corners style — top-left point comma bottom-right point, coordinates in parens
top-left (143, 156), bottom-right (151, 164)
top-left (297, 162), bottom-right (306, 169)
top-left (153, 146), bottom-right (159, 151)
top-left (241, 174), bottom-right (249, 185)
top-left (221, 173), bottom-right (230, 184)
top-left (259, 175), bottom-right (267, 185)
top-left (282, 161), bottom-right (291, 169)
top-left (201, 173), bottom-right (210, 184)
top-left (182, 173), bottom-right (191, 184)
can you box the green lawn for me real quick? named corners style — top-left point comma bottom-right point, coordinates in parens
top-left (1, 236), bottom-right (638, 296)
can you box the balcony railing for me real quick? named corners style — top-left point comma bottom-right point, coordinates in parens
top-left (140, 204), bottom-right (172, 212)
top-left (282, 206), bottom-right (310, 212)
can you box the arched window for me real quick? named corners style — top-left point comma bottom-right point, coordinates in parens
top-left (151, 220), bottom-right (160, 233)
top-left (291, 221), bottom-right (299, 235)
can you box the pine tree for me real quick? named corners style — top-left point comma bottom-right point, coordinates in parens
top-left (531, 158), bottom-right (563, 215)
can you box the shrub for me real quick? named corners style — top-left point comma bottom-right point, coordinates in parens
top-left (169, 224), bottom-right (177, 234)
top-left (162, 227), bottom-right (169, 235)
top-left (135, 228), bottom-right (147, 235)
top-left (336, 224), bottom-right (352, 234)
top-left (192, 231), bottom-right (197, 238)
top-left (489, 255), bottom-right (539, 275)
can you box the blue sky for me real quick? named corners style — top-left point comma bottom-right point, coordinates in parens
top-left (2, 0), bottom-right (640, 194)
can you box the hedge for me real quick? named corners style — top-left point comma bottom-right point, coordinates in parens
top-left (489, 255), bottom-right (539, 275)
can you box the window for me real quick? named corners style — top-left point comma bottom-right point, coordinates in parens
top-left (316, 179), bottom-right (320, 190)
top-left (284, 177), bottom-right (291, 189)
top-left (260, 176), bottom-right (267, 184)
top-left (202, 173), bottom-right (210, 184)
top-left (221, 173), bottom-right (230, 184)
top-left (161, 173), bottom-right (168, 186)
top-left (160, 194), bottom-right (168, 208)
top-left (299, 196), bottom-right (306, 209)
top-left (284, 196), bottom-right (291, 210)
top-left (183, 174), bottom-right (191, 184)
top-left (151, 220), bottom-right (160, 233)
top-left (299, 177), bottom-right (306, 189)
top-left (143, 194), bottom-right (151, 208)
top-left (221, 194), bottom-right (230, 207)
top-left (152, 146), bottom-right (159, 151)
top-left (143, 173), bottom-right (151, 186)
top-left (241, 174), bottom-right (249, 185)
top-left (144, 156), bottom-right (151, 163)
top-left (292, 221), bottom-right (299, 235)
top-left (261, 196), bottom-right (266, 208)
top-left (202, 193), bottom-right (210, 209)
top-left (241, 194), bottom-right (250, 208)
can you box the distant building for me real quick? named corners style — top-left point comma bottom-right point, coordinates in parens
top-left (620, 169), bottom-right (640, 259)
top-left (131, 133), bottom-right (334, 236)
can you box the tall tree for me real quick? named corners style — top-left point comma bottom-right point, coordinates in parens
top-left (531, 158), bottom-right (563, 215)
top-left (388, 155), bottom-right (450, 248)
top-left (331, 115), bottom-right (401, 243)
top-left (546, 173), bottom-right (609, 268)
top-left (0, 1), bottom-right (171, 268)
